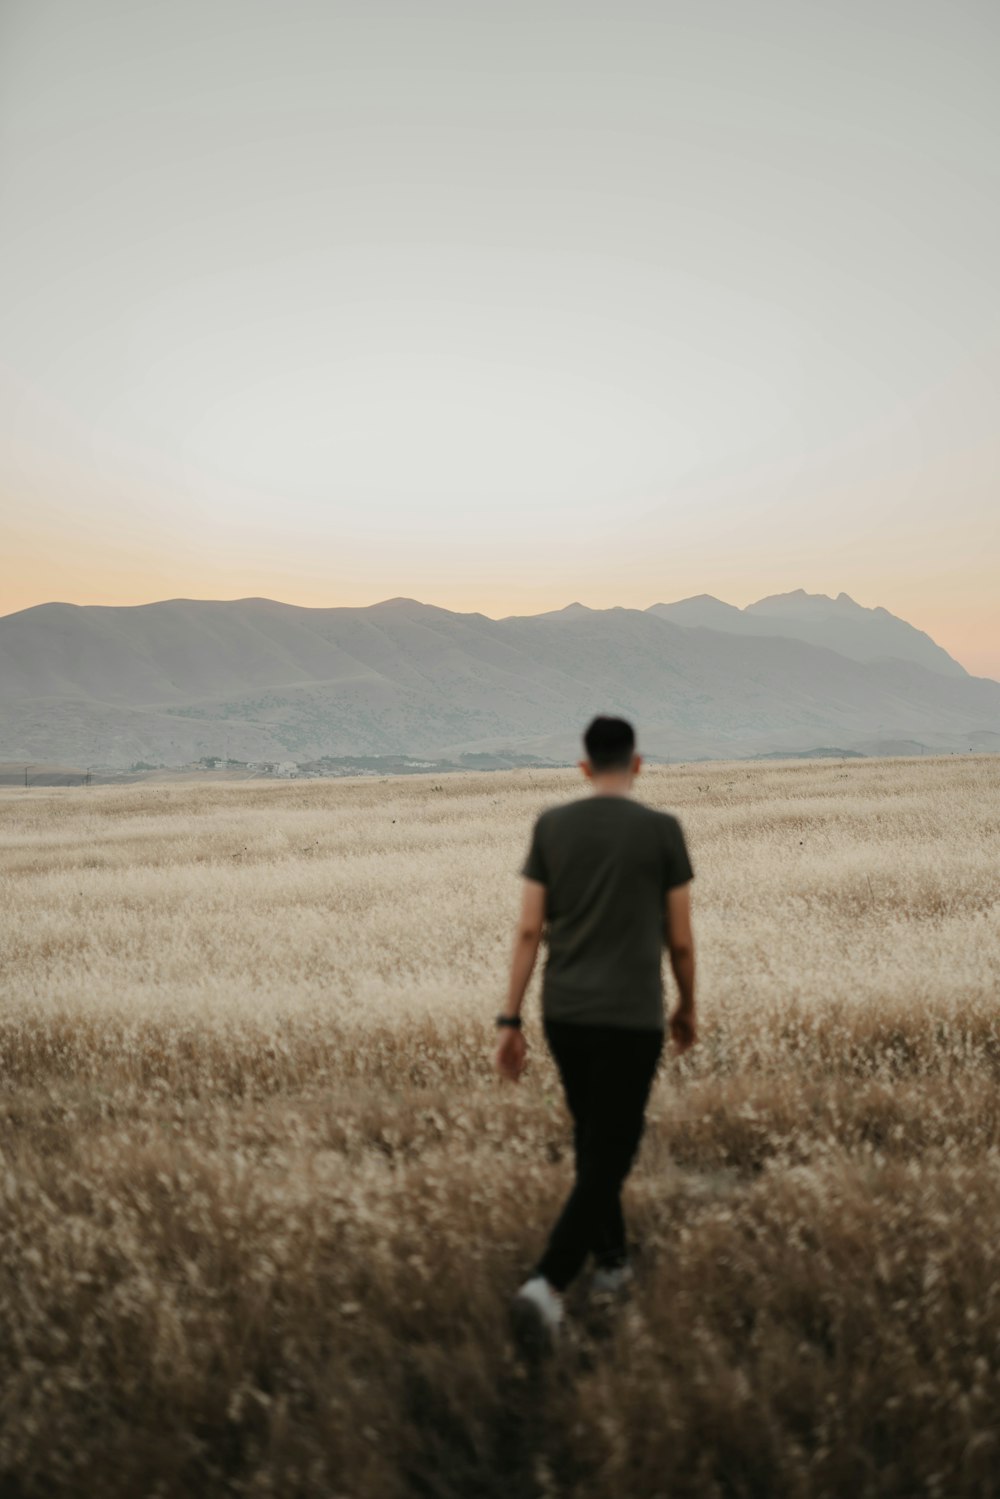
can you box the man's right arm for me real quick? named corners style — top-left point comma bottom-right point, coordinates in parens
top-left (665, 882), bottom-right (696, 1052)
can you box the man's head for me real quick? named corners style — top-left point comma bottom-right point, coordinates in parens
top-left (580, 715), bottom-right (641, 789)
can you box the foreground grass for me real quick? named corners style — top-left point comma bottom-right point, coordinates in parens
top-left (2, 756), bottom-right (999, 1498)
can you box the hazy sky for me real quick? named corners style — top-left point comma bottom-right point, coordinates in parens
top-left (2, 0), bottom-right (998, 675)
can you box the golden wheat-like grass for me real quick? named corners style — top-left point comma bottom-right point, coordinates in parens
top-left (2, 755), bottom-right (999, 1497)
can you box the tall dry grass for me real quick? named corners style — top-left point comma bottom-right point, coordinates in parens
top-left (1, 755), bottom-right (999, 1497)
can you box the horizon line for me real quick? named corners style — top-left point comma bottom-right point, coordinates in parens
top-left (1, 585), bottom-right (864, 623)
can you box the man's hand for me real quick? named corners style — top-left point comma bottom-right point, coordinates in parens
top-left (495, 1026), bottom-right (527, 1082)
top-left (669, 1006), bottom-right (697, 1056)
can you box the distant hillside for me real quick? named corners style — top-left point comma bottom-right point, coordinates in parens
top-left (0, 593), bottom-right (996, 767)
top-left (647, 589), bottom-right (966, 677)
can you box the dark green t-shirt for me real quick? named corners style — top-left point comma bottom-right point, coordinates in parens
top-left (519, 794), bottom-right (694, 1030)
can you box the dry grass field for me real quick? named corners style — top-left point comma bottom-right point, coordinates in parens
top-left (2, 755), bottom-right (1000, 1498)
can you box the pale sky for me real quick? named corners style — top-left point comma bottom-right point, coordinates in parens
top-left (1, 0), bottom-right (998, 676)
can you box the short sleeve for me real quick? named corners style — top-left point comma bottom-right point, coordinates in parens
top-left (661, 815), bottom-right (694, 890)
top-left (520, 814), bottom-right (548, 884)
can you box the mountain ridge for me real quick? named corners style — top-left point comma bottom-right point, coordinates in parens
top-left (1, 590), bottom-right (995, 767)
top-left (4, 587), bottom-right (971, 675)
top-left (646, 589), bottom-right (965, 678)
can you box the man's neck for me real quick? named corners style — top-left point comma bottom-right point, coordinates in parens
top-left (590, 776), bottom-right (633, 797)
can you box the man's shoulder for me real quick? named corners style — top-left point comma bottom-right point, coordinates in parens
top-left (536, 794), bottom-right (595, 817)
top-left (531, 797), bottom-right (606, 838)
top-left (533, 799), bottom-right (583, 831)
top-left (631, 803), bottom-right (688, 849)
top-left (623, 799), bottom-right (682, 829)
top-left (648, 805), bottom-right (683, 831)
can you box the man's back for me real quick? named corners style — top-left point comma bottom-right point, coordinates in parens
top-left (520, 795), bottom-right (693, 1030)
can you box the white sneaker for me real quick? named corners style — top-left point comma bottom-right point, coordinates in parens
top-left (510, 1275), bottom-right (564, 1355)
top-left (591, 1261), bottom-right (634, 1295)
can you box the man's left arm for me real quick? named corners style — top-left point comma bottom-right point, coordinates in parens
top-left (495, 877), bottom-right (546, 1082)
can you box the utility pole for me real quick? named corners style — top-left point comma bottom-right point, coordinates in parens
top-left (24, 764), bottom-right (28, 788)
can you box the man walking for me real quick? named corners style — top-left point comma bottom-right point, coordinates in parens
top-left (494, 715), bottom-right (696, 1348)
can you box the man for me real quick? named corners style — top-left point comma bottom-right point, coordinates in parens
top-left (494, 715), bottom-right (696, 1349)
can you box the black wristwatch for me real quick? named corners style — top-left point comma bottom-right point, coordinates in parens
top-left (496, 1014), bottom-right (522, 1029)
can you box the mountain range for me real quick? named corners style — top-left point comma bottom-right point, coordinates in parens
top-left (1, 589), bottom-right (997, 766)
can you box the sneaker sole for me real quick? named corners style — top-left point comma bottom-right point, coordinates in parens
top-left (509, 1293), bottom-right (557, 1360)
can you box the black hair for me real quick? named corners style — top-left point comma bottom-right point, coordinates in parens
top-left (583, 715), bottom-right (636, 772)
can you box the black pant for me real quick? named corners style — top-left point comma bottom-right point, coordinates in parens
top-left (535, 1018), bottom-right (664, 1291)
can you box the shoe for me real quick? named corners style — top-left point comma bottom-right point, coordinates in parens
top-left (510, 1275), bottom-right (564, 1356)
top-left (591, 1261), bottom-right (634, 1295)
